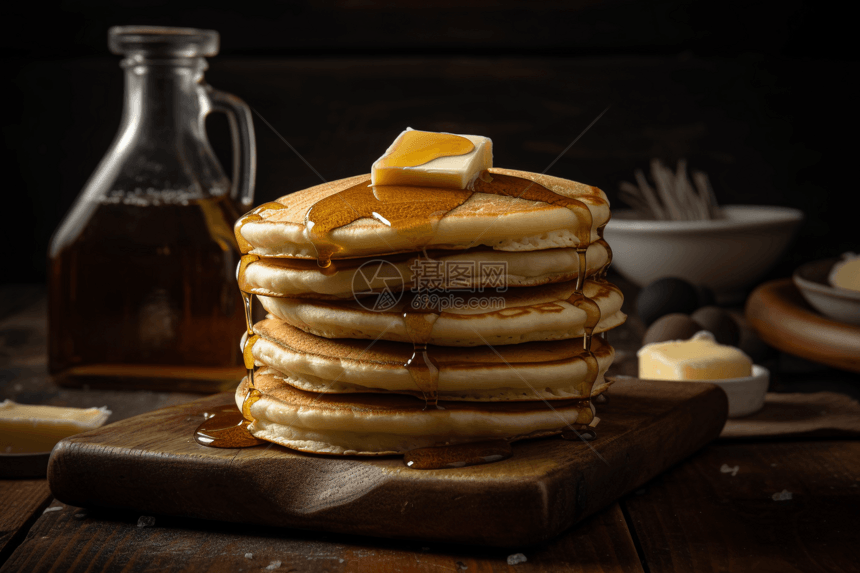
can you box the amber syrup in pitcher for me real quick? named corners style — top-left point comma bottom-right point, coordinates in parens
top-left (49, 195), bottom-right (247, 391)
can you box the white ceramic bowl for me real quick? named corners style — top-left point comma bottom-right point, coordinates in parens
top-left (709, 364), bottom-right (770, 418)
top-left (793, 258), bottom-right (860, 326)
top-left (603, 205), bottom-right (804, 303)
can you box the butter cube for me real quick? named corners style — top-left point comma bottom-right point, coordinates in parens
top-left (637, 331), bottom-right (752, 381)
top-left (829, 253), bottom-right (860, 292)
top-left (0, 400), bottom-right (111, 453)
top-left (371, 128), bottom-right (493, 189)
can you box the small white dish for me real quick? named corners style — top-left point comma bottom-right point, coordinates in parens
top-left (604, 205), bottom-right (804, 303)
top-left (793, 258), bottom-right (860, 326)
top-left (708, 364), bottom-right (770, 418)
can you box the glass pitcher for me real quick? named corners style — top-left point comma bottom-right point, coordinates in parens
top-left (48, 26), bottom-right (256, 392)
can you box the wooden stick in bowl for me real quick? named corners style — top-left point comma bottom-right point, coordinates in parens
top-left (620, 160), bottom-right (720, 221)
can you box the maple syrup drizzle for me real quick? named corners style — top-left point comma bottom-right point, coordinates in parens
top-left (225, 163), bottom-right (612, 461)
top-left (473, 173), bottom-right (597, 245)
top-left (592, 226), bottom-right (612, 342)
top-left (404, 439), bottom-right (512, 469)
top-left (237, 254), bottom-right (264, 411)
top-left (234, 201), bottom-right (287, 254)
top-left (304, 134), bottom-right (477, 267)
top-left (474, 174), bottom-right (603, 413)
top-left (305, 181), bottom-right (472, 268)
top-left (402, 291), bottom-right (443, 407)
top-left (560, 400), bottom-right (599, 442)
top-left (301, 172), bottom-right (603, 413)
top-left (595, 223), bottom-right (613, 282)
top-left (194, 256), bottom-right (264, 447)
top-left (239, 272), bottom-right (263, 414)
top-left (376, 131), bottom-right (475, 170)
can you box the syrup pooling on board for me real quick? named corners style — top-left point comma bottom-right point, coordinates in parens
top-left (193, 296), bottom-right (262, 448)
top-left (194, 256), bottom-right (263, 448)
top-left (194, 404), bottom-right (265, 448)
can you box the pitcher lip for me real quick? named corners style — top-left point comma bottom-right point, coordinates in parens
top-left (108, 26), bottom-right (219, 58)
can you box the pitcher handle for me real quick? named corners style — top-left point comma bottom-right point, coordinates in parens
top-left (206, 87), bottom-right (257, 207)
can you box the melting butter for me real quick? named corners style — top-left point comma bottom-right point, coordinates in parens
top-left (371, 128), bottom-right (493, 189)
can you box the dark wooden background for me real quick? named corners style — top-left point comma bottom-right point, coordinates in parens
top-left (2, 0), bottom-right (856, 285)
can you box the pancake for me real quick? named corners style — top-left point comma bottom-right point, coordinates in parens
top-left (237, 369), bottom-right (598, 455)
top-left (248, 319), bottom-right (614, 400)
top-left (258, 279), bottom-right (626, 346)
top-left (240, 242), bottom-right (609, 299)
top-left (237, 168), bottom-right (610, 260)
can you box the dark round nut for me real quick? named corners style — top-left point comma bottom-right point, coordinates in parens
top-left (636, 277), bottom-right (700, 326)
top-left (642, 313), bottom-right (703, 345)
top-left (694, 284), bottom-right (716, 309)
top-left (691, 306), bottom-right (740, 347)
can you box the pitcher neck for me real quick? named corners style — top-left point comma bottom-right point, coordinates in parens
top-left (119, 55), bottom-right (208, 137)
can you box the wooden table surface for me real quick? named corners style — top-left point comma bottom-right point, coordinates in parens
top-left (2, 283), bottom-right (859, 573)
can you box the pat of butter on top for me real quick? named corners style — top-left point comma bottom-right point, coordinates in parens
top-left (371, 128), bottom-right (493, 190)
top-left (637, 331), bottom-right (752, 381)
top-left (0, 400), bottom-right (111, 454)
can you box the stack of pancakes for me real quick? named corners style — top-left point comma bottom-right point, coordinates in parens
top-left (234, 167), bottom-right (625, 456)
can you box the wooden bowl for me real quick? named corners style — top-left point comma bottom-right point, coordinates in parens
top-left (745, 279), bottom-right (860, 373)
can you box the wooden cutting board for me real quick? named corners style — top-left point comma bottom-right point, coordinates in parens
top-left (47, 378), bottom-right (726, 547)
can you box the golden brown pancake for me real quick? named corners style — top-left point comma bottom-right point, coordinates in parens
top-left (258, 279), bottom-right (626, 346)
top-left (237, 369), bottom-right (599, 455)
top-left (248, 319), bottom-right (614, 401)
top-left (237, 168), bottom-right (610, 260)
top-left (240, 242), bottom-right (610, 299)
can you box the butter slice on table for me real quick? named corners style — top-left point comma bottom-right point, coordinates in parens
top-left (0, 400), bottom-right (111, 454)
top-left (371, 128), bottom-right (493, 189)
top-left (637, 331), bottom-right (753, 381)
